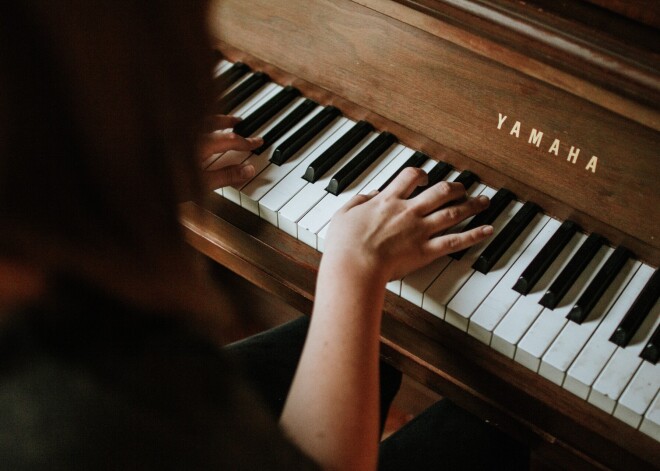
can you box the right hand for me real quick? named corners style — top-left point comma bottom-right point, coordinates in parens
top-left (323, 167), bottom-right (493, 283)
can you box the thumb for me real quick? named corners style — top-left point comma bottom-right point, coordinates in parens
top-left (204, 164), bottom-right (255, 191)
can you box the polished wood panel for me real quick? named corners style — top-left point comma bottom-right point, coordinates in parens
top-left (208, 0), bottom-right (660, 263)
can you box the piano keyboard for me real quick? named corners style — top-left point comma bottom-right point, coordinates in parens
top-left (209, 60), bottom-right (660, 441)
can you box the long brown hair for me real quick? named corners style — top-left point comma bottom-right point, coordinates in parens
top-left (0, 0), bottom-right (234, 324)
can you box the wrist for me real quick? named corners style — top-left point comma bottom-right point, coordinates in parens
top-left (320, 247), bottom-right (390, 289)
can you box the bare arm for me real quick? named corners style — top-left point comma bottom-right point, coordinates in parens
top-left (280, 167), bottom-right (493, 470)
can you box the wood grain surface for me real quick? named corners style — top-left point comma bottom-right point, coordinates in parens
top-left (208, 0), bottom-right (659, 262)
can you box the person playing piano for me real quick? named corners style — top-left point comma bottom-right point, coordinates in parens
top-left (0, 0), bottom-right (528, 469)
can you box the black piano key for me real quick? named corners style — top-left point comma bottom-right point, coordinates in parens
top-left (252, 99), bottom-right (317, 155)
top-left (472, 201), bottom-right (541, 274)
top-left (640, 322), bottom-right (660, 364)
top-left (303, 121), bottom-right (373, 183)
top-left (610, 268), bottom-right (660, 347)
top-left (450, 188), bottom-right (515, 260)
top-left (377, 151), bottom-right (428, 191)
top-left (453, 170), bottom-right (478, 191)
top-left (270, 106), bottom-right (341, 166)
top-left (566, 246), bottom-right (632, 324)
top-left (513, 220), bottom-right (579, 295)
top-left (539, 232), bottom-right (606, 310)
top-left (326, 132), bottom-right (398, 195)
top-left (233, 86), bottom-right (300, 138)
top-left (408, 161), bottom-right (453, 199)
top-left (214, 61), bottom-right (250, 96)
top-left (215, 72), bottom-right (270, 115)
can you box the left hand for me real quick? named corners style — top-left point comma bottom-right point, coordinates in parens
top-left (198, 115), bottom-right (264, 191)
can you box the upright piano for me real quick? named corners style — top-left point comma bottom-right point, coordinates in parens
top-left (179, 1), bottom-right (660, 468)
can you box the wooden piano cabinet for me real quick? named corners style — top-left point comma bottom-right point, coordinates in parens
top-left (190, 0), bottom-right (660, 468)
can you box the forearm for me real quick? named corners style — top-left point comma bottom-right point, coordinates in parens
top-left (280, 253), bottom-right (387, 471)
top-left (279, 169), bottom-right (492, 469)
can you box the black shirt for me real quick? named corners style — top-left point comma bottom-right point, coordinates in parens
top-left (0, 279), bottom-right (318, 470)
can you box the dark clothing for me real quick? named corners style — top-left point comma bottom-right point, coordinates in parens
top-left (379, 400), bottom-right (529, 470)
top-left (0, 279), bottom-right (528, 470)
top-left (229, 320), bottom-right (529, 471)
top-left (225, 316), bottom-right (403, 435)
top-left (0, 281), bottom-right (318, 471)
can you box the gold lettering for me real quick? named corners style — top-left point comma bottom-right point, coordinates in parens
top-left (497, 113), bottom-right (507, 130)
top-left (548, 139), bottom-right (560, 156)
top-left (585, 156), bottom-right (598, 173)
top-left (496, 111), bottom-right (603, 173)
top-left (528, 128), bottom-right (543, 147)
top-left (510, 121), bottom-right (521, 138)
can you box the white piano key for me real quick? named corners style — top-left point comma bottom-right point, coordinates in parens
top-left (297, 135), bottom-right (401, 248)
top-left (515, 244), bottom-right (612, 372)
top-left (539, 259), bottom-right (640, 386)
top-left (239, 105), bottom-right (327, 218)
top-left (316, 147), bottom-right (423, 254)
top-left (214, 60), bottom-right (233, 77)
top-left (614, 362), bottom-right (660, 428)
top-left (399, 176), bottom-right (483, 307)
top-left (422, 191), bottom-right (514, 322)
top-left (224, 97), bottom-right (312, 212)
top-left (389, 166), bottom-right (463, 298)
top-left (468, 217), bottom-right (561, 344)
top-left (300, 145), bottom-right (408, 250)
top-left (281, 126), bottom-right (372, 246)
top-left (258, 118), bottom-right (354, 230)
top-left (223, 96), bottom-right (306, 206)
top-left (491, 232), bottom-right (587, 358)
top-left (221, 76), bottom-right (278, 112)
top-left (445, 212), bottom-right (548, 331)
top-left (640, 392), bottom-right (660, 441)
top-left (564, 264), bottom-right (655, 399)
top-left (386, 280), bottom-right (402, 295)
top-left (216, 71), bottom-right (253, 97)
top-left (588, 300), bottom-right (660, 414)
top-left (317, 224), bottom-right (329, 253)
top-left (359, 148), bottom-right (423, 195)
top-left (206, 82), bottom-right (282, 174)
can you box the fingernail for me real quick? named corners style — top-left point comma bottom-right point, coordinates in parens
top-left (240, 164), bottom-right (255, 179)
top-left (482, 225), bottom-right (494, 235)
top-left (250, 137), bottom-right (265, 145)
top-left (478, 195), bottom-right (490, 205)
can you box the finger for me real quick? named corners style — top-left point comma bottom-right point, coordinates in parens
top-left (206, 115), bottom-right (241, 131)
top-left (425, 225), bottom-right (493, 257)
top-left (200, 132), bottom-right (264, 158)
top-left (412, 181), bottom-right (469, 215)
top-left (204, 164), bottom-right (255, 191)
top-left (423, 194), bottom-right (490, 233)
top-left (382, 167), bottom-right (428, 199)
top-left (205, 149), bottom-right (250, 171)
top-left (339, 190), bottom-right (378, 212)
